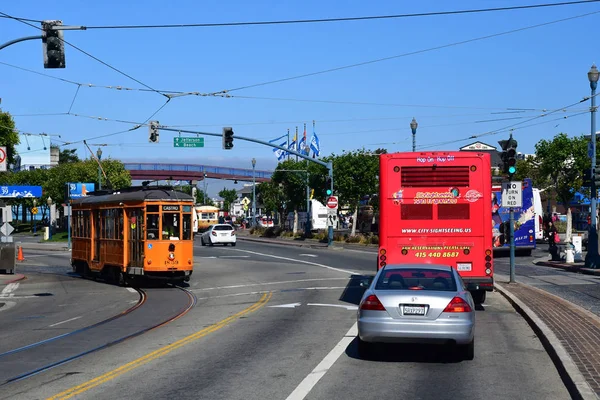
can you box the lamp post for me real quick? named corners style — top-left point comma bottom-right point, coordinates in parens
top-left (46, 196), bottom-right (52, 240)
top-left (586, 63), bottom-right (600, 268)
top-left (252, 158), bottom-right (256, 227)
top-left (305, 145), bottom-right (311, 236)
top-left (97, 148), bottom-right (102, 191)
top-left (410, 118), bottom-right (418, 152)
top-left (203, 173), bottom-right (207, 204)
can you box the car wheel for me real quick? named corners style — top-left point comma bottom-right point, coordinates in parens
top-left (232, 242), bottom-right (236, 247)
top-left (357, 337), bottom-right (373, 359)
top-left (459, 339), bottom-right (475, 361)
top-left (471, 290), bottom-right (486, 305)
top-left (209, 238), bottom-right (214, 246)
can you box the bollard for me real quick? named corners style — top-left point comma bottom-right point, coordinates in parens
top-left (565, 242), bottom-right (575, 263)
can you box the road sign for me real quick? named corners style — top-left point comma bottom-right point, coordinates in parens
top-left (241, 197), bottom-right (251, 206)
top-left (327, 214), bottom-right (338, 227)
top-left (32, 207), bottom-right (38, 215)
top-left (501, 181), bottom-right (522, 208)
top-left (326, 196), bottom-right (338, 209)
top-left (174, 137), bottom-right (204, 148)
top-left (0, 146), bottom-right (6, 172)
top-left (0, 222), bottom-right (14, 236)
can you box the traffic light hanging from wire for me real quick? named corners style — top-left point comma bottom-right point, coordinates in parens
top-left (42, 20), bottom-right (65, 69)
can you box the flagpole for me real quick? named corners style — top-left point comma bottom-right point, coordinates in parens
top-left (287, 128), bottom-right (290, 161)
top-left (295, 126), bottom-right (299, 162)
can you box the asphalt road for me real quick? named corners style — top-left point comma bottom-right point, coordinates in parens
top-left (0, 239), bottom-right (572, 400)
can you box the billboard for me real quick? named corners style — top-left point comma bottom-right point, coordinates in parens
top-left (0, 185), bottom-right (42, 198)
top-left (68, 183), bottom-right (95, 199)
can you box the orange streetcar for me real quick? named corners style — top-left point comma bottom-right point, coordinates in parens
top-left (70, 186), bottom-right (195, 285)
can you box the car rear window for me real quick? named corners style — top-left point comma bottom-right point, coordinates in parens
top-left (375, 268), bottom-right (457, 291)
top-left (213, 225), bottom-right (233, 231)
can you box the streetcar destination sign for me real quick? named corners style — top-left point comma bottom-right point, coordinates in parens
top-left (501, 181), bottom-right (522, 208)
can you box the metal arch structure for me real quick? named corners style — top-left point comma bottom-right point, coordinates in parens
top-left (123, 163), bottom-right (273, 183)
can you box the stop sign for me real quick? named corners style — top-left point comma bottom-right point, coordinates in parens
top-left (326, 196), bottom-right (338, 209)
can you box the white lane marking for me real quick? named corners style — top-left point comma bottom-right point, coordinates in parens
top-left (196, 286), bottom-right (346, 300)
top-left (0, 282), bottom-right (19, 298)
top-left (193, 278), bottom-right (347, 292)
top-left (307, 303), bottom-right (358, 311)
top-left (126, 287), bottom-right (137, 293)
top-left (199, 256), bottom-right (217, 259)
top-left (269, 303), bottom-right (301, 308)
top-left (299, 254), bottom-right (318, 258)
top-left (219, 256), bottom-right (250, 258)
top-left (286, 323), bottom-right (358, 400)
top-left (232, 249), bottom-right (359, 275)
top-left (0, 301), bottom-right (16, 312)
top-left (49, 316), bottom-right (82, 327)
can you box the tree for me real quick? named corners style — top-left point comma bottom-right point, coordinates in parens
top-left (218, 188), bottom-right (238, 213)
top-left (58, 147), bottom-right (80, 164)
top-left (256, 181), bottom-right (284, 223)
top-left (0, 111), bottom-right (20, 167)
top-left (534, 133), bottom-right (588, 241)
top-left (271, 160), bottom-right (311, 234)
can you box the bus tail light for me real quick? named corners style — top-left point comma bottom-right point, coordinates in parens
top-left (443, 296), bottom-right (472, 313)
top-left (463, 248), bottom-right (470, 255)
top-left (360, 294), bottom-right (386, 311)
top-left (379, 248), bottom-right (387, 268)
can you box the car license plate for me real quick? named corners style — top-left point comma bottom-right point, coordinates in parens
top-left (403, 305), bottom-right (426, 315)
top-left (457, 263), bottom-right (472, 271)
top-left (220, 233), bottom-right (228, 236)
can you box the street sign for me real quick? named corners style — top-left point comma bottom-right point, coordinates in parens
top-left (241, 197), bottom-right (251, 206)
top-left (32, 207), bottom-right (38, 215)
top-left (0, 146), bottom-right (6, 172)
top-left (174, 137), bottom-right (204, 148)
top-left (326, 196), bottom-right (338, 209)
top-left (327, 214), bottom-right (338, 227)
top-left (0, 222), bottom-right (14, 236)
top-left (501, 181), bottom-right (522, 208)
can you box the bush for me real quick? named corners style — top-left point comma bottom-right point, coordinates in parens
top-left (370, 235), bottom-right (379, 245)
top-left (345, 235), bottom-right (362, 243)
top-left (553, 221), bottom-right (573, 234)
top-left (264, 226), bottom-right (283, 238)
top-left (249, 227), bottom-right (266, 236)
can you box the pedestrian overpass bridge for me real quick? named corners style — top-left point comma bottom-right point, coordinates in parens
top-left (123, 163), bottom-right (273, 183)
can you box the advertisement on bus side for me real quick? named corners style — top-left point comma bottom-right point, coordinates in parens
top-left (492, 178), bottom-right (536, 249)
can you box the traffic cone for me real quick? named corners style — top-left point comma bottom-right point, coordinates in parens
top-left (17, 246), bottom-right (24, 262)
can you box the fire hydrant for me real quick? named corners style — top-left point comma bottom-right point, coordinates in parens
top-left (565, 241), bottom-right (575, 264)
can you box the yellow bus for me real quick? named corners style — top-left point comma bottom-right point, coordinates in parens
top-left (194, 205), bottom-right (219, 233)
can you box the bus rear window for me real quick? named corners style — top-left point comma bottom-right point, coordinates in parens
top-left (438, 204), bottom-right (470, 220)
top-left (401, 204), bottom-right (433, 220)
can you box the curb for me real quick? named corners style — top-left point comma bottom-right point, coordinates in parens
top-left (534, 261), bottom-right (600, 276)
top-left (1, 274), bottom-right (26, 284)
top-left (17, 243), bottom-right (70, 252)
top-left (495, 282), bottom-right (598, 400)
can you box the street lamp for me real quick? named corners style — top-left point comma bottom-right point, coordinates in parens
top-left (97, 147), bottom-right (103, 191)
top-left (252, 158), bottom-right (256, 227)
top-left (46, 196), bottom-right (52, 240)
top-left (586, 64), bottom-right (600, 268)
top-left (32, 199), bottom-right (37, 236)
top-left (410, 117), bottom-right (418, 152)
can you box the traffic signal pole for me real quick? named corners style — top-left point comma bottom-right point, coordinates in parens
top-left (509, 207), bottom-right (516, 283)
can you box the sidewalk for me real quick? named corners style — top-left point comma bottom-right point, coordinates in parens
top-left (533, 252), bottom-right (600, 276)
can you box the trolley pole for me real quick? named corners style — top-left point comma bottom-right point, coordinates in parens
top-left (509, 207), bottom-right (516, 283)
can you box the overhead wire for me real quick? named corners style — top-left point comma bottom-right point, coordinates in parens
top-left (0, 11), bottom-right (168, 98)
top-left (214, 9), bottom-right (600, 93)
top-left (73, 1), bottom-right (600, 29)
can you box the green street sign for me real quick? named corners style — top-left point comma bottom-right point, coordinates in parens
top-left (174, 137), bottom-right (204, 148)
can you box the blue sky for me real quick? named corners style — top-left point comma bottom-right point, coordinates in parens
top-left (1, 1), bottom-right (599, 195)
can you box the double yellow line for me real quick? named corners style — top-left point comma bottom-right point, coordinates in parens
top-left (48, 292), bottom-right (272, 400)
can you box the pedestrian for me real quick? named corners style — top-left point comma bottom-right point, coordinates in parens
top-left (546, 221), bottom-right (560, 261)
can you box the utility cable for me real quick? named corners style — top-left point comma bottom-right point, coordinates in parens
top-left (215, 10), bottom-right (600, 93)
top-left (75, 1), bottom-right (600, 29)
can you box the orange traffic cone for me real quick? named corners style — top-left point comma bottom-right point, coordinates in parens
top-left (17, 246), bottom-right (24, 262)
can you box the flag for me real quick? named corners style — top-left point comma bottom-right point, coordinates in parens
top-left (310, 131), bottom-right (321, 157)
top-left (288, 134), bottom-right (297, 153)
top-left (299, 135), bottom-right (308, 155)
top-left (269, 134), bottom-right (288, 161)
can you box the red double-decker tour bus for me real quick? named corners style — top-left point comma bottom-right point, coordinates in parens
top-left (378, 151), bottom-right (493, 304)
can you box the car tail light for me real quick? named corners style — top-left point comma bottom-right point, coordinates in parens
top-left (538, 215), bottom-right (543, 230)
top-left (443, 296), bottom-right (472, 313)
top-left (211, 231), bottom-right (217, 236)
top-left (360, 294), bottom-right (386, 311)
top-left (231, 231), bottom-right (235, 236)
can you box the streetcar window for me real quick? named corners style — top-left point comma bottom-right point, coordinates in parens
top-left (183, 205), bottom-right (191, 212)
top-left (183, 214), bottom-right (192, 240)
top-left (147, 205), bottom-right (159, 212)
top-left (147, 214), bottom-right (159, 240)
top-left (162, 213), bottom-right (180, 240)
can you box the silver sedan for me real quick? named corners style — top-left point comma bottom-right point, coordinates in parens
top-left (357, 263), bottom-right (475, 360)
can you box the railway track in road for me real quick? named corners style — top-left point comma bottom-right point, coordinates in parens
top-left (0, 286), bottom-right (196, 386)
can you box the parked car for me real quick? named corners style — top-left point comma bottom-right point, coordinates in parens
top-left (200, 224), bottom-right (237, 246)
top-left (357, 264), bottom-right (475, 360)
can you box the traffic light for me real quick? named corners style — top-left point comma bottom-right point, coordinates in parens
top-left (42, 20), bottom-right (65, 69)
top-left (584, 168), bottom-right (593, 187)
top-left (498, 134), bottom-right (518, 178)
top-left (222, 127), bottom-right (234, 150)
top-left (325, 176), bottom-right (332, 195)
top-left (148, 121), bottom-right (159, 143)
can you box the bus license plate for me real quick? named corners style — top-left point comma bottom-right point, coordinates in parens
top-left (457, 263), bottom-right (472, 271)
top-left (403, 305), bottom-right (426, 315)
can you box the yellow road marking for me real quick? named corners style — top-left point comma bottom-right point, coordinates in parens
top-left (48, 291), bottom-right (272, 400)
